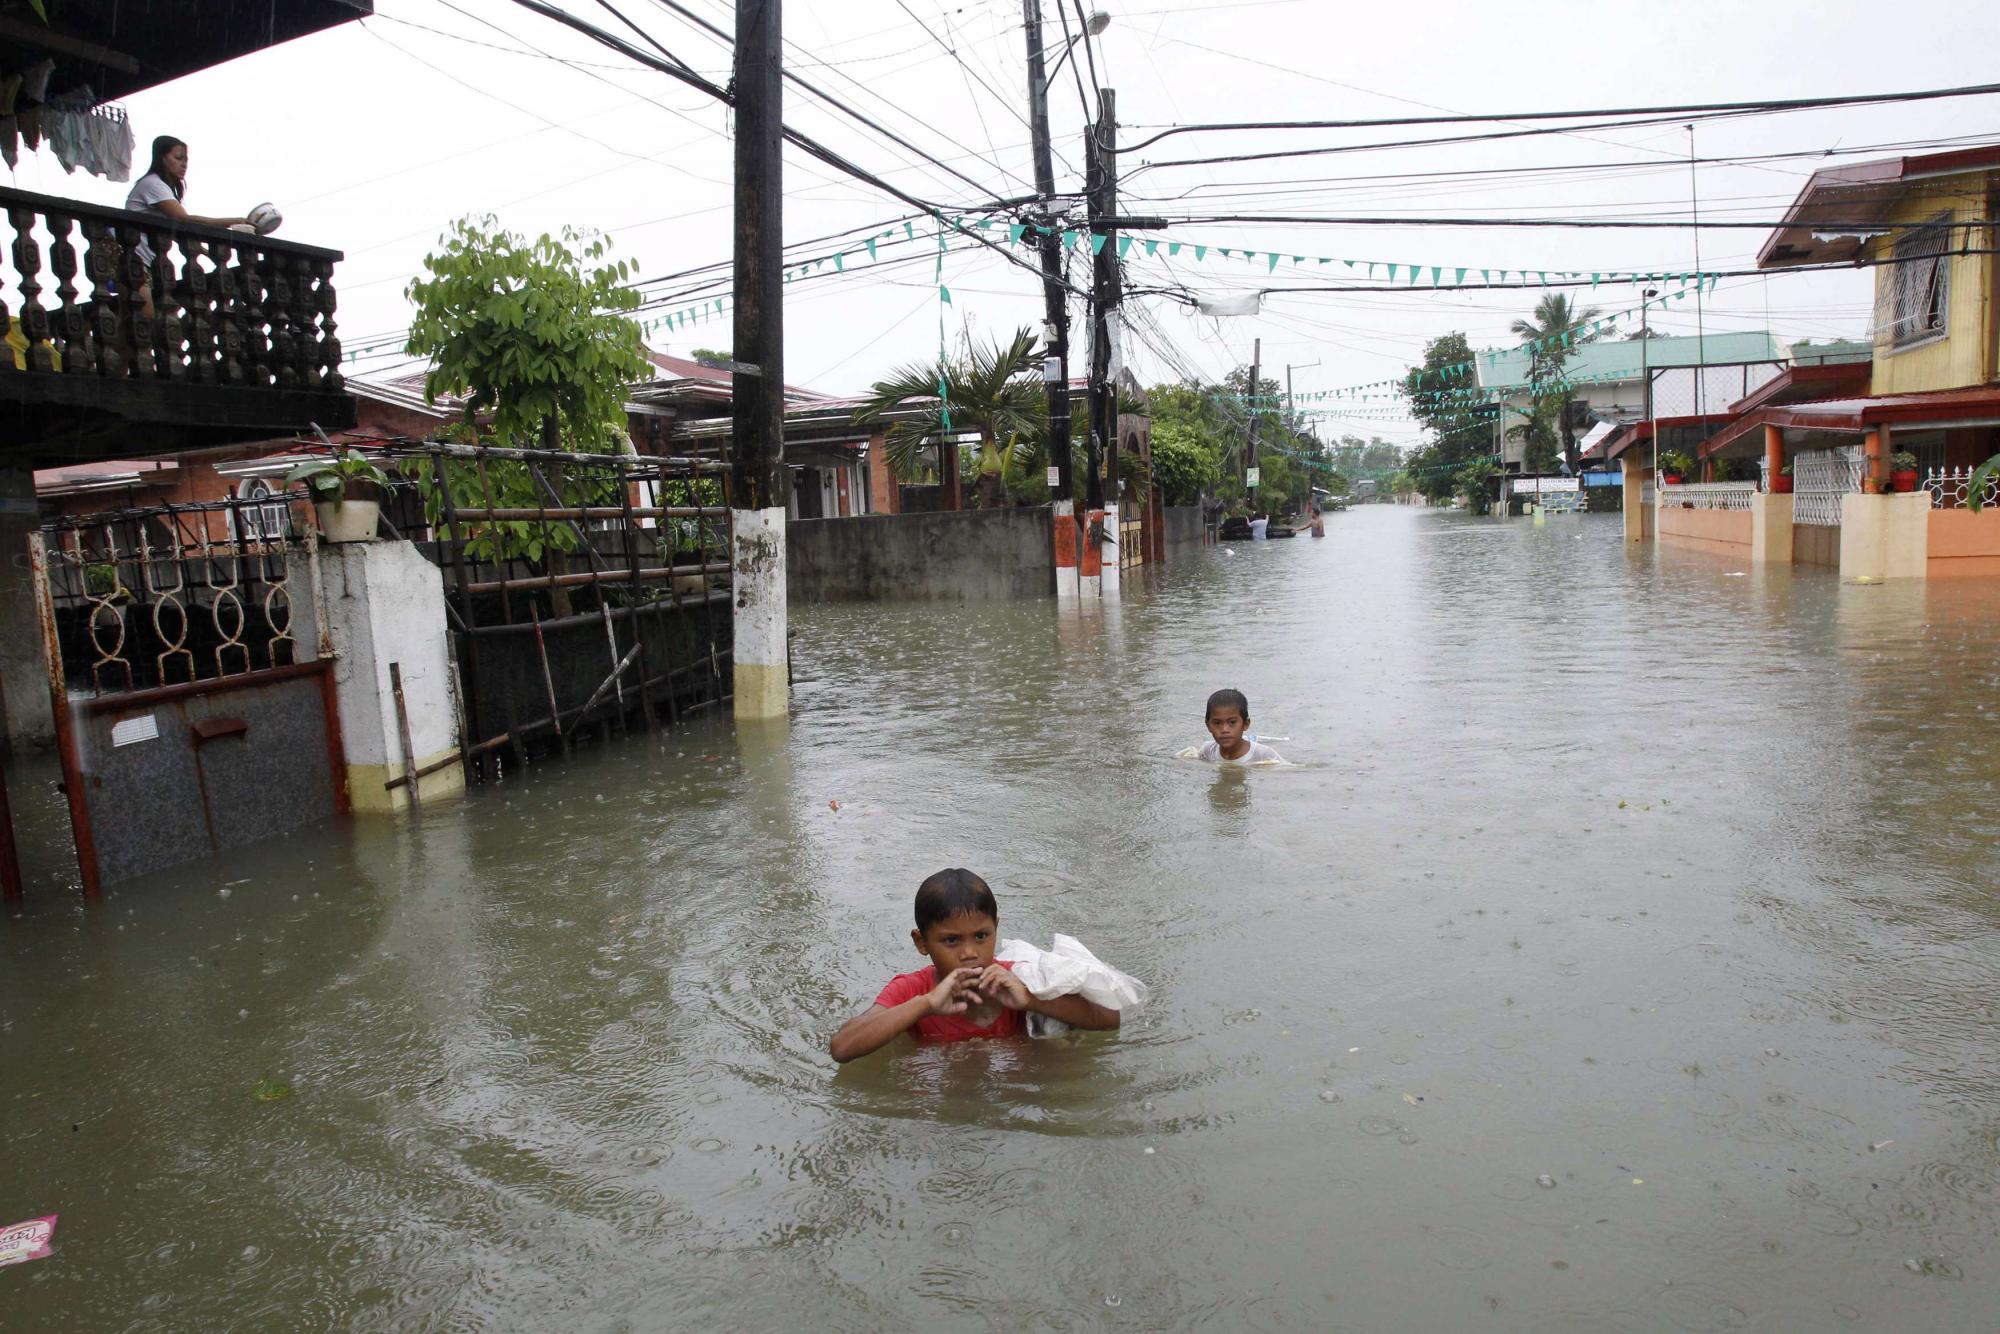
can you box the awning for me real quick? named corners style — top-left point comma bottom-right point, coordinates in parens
top-left (1699, 385), bottom-right (2000, 460)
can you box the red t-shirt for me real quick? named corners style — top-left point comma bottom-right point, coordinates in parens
top-left (874, 963), bottom-right (1025, 1042)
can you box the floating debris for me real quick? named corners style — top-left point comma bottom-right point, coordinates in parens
top-left (251, 1077), bottom-right (291, 1103)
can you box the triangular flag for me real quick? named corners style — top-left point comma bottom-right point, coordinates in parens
top-left (1118, 235), bottom-right (1133, 258)
top-left (1145, 239), bottom-right (1158, 256)
top-left (834, 252), bottom-right (845, 271)
top-left (1168, 242), bottom-right (1181, 256)
top-left (1268, 253), bottom-right (1280, 272)
top-left (904, 221), bottom-right (915, 240)
top-left (866, 238), bottom-right (878, 260)
top-left (940, 285), bottom-right (952, 304)
top-left (1194, 246), bottom-right (1206, 261)
top-left (1007, 223), bottom-right (1025, 244)
top-left (1090, 234), bottom-right (1108, 255)
top-left (1455, 268), bottom-right (1466, 284)
top-left (1062, 230), bottom-right (1079, 252)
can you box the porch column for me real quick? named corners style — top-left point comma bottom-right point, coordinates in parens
top-left (1763, 424), bottom-right (1784, 483)
top-left (1863, 426), bottom-right (1887, 493)
top-left (866, 431), bottom-right (899, 514)
top-left (0, 468), bottom-right (53, 754)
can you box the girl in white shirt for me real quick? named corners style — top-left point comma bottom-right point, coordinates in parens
top-left (123, 136), bottom-right (252, 319)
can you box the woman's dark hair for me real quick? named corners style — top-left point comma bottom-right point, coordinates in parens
top-left (1206, 688), bottom-right (1250, 719)
top-left (147, 136), bottom-right (187, 199)
top-left (914, 868), bottom-right (997, 932)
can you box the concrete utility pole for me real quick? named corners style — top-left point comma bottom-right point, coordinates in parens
top-left (730, 0), bottom-right (788, 720)
top-left (1085, 86), bottom-right (1121, 598)
top-left (1022, 0), bottom-right (1077, 599)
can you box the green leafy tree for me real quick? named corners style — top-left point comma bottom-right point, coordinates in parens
top-left (1402, 332), bottom-right (1499, 504)
top-left (1510, 292), bottom-right (1602, 472)
top-left (402, 217), bottom-right (649, 579)
top-left (855, 327), bottom-right (1044, 509)
top-left (1151, 418), bottom-right (1223, 506)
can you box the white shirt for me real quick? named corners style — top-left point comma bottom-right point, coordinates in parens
top-left (124, 172), bottom-right (177, 266)
top-left (1249, 517), bottom-right (1269, 540)
top-left (1197, 739), bottom-right (1284, 765)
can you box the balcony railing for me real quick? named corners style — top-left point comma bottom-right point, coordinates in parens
top-left (1, 185), bottom-right (345, 411)
top-left (1658, 481), bottom-right (1757, 510)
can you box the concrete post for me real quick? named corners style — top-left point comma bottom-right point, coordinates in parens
top-left (1620, 457), bottom-right (1653, 544)
top-left (730, 507), bottom-right (789, 718)
top-left (291, 540), bottom-right (464, 814)
top-left (1750, 492), bottom-right (1793, 565)
top-left (0, 469), bottom-right (53, 755)
top-left (1101, 500), bottom-right (1122, 598)
top-left (1053, 498), bottom-right (1079, 599)
top-left (1839, 490), bottom-right (1930, 580)
top-left (1079, 508), bottom-right (1103, 599)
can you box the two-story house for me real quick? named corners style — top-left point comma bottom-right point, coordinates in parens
top-left (1637, 145), bottom-right (2000, 578)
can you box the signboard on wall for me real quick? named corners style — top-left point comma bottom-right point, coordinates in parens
top-left (1246, 467), bottom-right (1261, 488)
top-left (1511, 476), bottom-right (1580, 495)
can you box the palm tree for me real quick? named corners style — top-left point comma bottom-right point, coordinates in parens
top-left (1510, 292), bottom-right (1603, 472)
top-left (854, 327), bottom-right (1046, 510)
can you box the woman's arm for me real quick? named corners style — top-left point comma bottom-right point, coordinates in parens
top-left (150, 198), bottom-right (250, 230)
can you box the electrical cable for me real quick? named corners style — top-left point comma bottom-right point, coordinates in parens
top-left (1118, 79), bottom-right (2000, 153)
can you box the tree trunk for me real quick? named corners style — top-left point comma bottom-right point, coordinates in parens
top-left (940, 435), bottom-right (963, 511)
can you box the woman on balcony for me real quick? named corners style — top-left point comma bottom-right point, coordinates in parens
top-left (123, 135), bottom-right (254, 319)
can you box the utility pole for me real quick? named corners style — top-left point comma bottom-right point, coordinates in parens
top-left (730, 0), bottom-right (788, 720)
top-left (1245, 336), bottom-right (1262, 491)
top-left (1085, 86), bottom-right (1121, 598)
top-left (1022, 0), bottom-right (1077, 599)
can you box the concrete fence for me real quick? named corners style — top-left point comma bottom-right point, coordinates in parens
top-left (788, 507), bottom-right (1054, 602)
top-left (1164, 505), bottom-right (1205, 548)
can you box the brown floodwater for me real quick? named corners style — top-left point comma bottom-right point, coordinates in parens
top-left (5, 506), bottom-right (2000, 1330)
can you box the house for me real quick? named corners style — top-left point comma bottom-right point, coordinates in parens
top-left (1633, 145), bottom-right (2000, 578)
top-left (1478, 331), bottom-right (1788, 472)
top-left (2, 1), bottom-right (373, 896)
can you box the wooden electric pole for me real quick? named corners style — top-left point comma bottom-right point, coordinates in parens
top-left (1022, 0), bottom-right (1077, 597)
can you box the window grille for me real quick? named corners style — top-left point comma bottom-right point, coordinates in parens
top-left (1883, 216), bottom-right (1952, 347)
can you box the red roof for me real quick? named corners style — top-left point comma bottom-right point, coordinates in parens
top-left (1698, 385), bottom-right (2000, 459)
top-left (1758, 144), bottom-right (2000, 268)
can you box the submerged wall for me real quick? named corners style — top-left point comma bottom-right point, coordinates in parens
top-left (787, 508), bottom-right (1054, 602)
top-left (1657, 504), bottom-right (1753, 558)
top-left (1164, 505), bottom-right (1204, 548)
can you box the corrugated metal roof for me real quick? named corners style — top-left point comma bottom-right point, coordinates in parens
top-left (1476, 331), bottom-right (1784, 391)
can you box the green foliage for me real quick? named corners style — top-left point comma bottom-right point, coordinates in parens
top-left (855, 327), bottom-right (1045, 507)
top-left (1402, 332), bottom-right (1498, 504)
top-left (405, 215), bottom-right (648, 452)
top-left (283, 449), bottom-right (389, 507)
top-left (1455, 458), bottom-right (1498, 514)
top-left (1658, 449), bottom-right (1695, 477)
top-left (402, 218), bottom-right (649, 571)
top-left (1971, 452), bottom-right (2000, 513)
top-left (1506, 396), bottom-right (1562, 474)
top-left (1510, 292), bottom-right (1603, 470)
top-left (1151, 418), bottom-right (1223, 505)
top-left (1889, 450), bottom-right (1920, 472)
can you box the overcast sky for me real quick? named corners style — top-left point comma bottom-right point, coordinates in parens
top-left (13, 0), bottom-right (2000, 440)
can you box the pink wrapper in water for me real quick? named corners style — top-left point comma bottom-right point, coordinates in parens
top-left (0, 1215), bottom-right (57, 1267)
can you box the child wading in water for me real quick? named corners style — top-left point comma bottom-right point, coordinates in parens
top-left (1198, 688), bottom-right (1285, 764)
top-left (829, 869), bottom-right (1121, 1062)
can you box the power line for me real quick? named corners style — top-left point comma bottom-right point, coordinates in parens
top-left (1118, 78), bottom-right (2000, 153)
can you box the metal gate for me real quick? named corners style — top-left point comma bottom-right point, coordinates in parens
top-left (381, 440), bottom-right (737, 780)
top-left (1792, 445), bottom-right (1864, 527)
top-left (31, 498), bottom-right (345, 895)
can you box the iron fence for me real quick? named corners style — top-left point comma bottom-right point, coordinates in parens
top-left (1924, 465), bottom-right (2000, 511)
top-left (38, 497), bottom-right (318, 697)
top-left (375, 439), bottom-right (737, 779)
top-left (1658, 481), bottom-right (1756, 511)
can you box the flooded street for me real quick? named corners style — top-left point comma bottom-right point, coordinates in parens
top-left (6, 505), bottom-right (2000, 1330)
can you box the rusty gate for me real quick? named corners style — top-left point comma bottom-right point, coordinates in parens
top-left (29, 496), bottom-right (345, 895)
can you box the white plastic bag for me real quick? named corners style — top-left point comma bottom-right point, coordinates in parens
top-left (998, 934), bottom-right (1146, 1038)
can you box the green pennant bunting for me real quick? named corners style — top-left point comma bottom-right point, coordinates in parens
top-left (1063, 230), bottom-right (1079, 252)
top-left (1091, 234), bottom-right (1108, 256)
top-left (940, 285), bottom-right (952, 304)
top-left (1268, 253), bottom-right (1280, 273)
top-left (1168, 242), bottom-right (1181, 256)
top-left (865, 238), bottom-right (877, 260)
top-left (1194, 245), bottom-right (1206, 261)
top-left (1144, 239), bottom-right (1159, 256)
top-left (904, 221), bottom-right (916, 240)
top-left (1118, 235), bottom-right (1133, 259)
top-left (1007, 223), bottom-right (1024, 244)
top-left (1455, 267), bottom-right (1466, 284)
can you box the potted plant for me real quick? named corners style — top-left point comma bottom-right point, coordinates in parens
top-left (1889, 450), bottom-right (1921, 493)
top-left (1771, 461), bottom-right (1794, 494)
top-left (1658, 449), bottom-right (1693, 486)
top-left (284, 449), bottom-right (390, 543)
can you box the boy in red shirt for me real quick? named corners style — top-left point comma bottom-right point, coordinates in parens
top-left (829, 868), bottom-right (1121, 1062)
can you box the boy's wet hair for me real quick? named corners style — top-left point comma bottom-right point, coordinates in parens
top-left (915, 868), bottom-right (998, 932)
top-left (1206, 688), bottom-right (1250, 719)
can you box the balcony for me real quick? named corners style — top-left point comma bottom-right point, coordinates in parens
top-left (2, 185), bottom-right (355, 465)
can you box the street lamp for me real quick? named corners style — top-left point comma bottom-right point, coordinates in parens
top-left (1041, 10), bottom-right (1110, 91)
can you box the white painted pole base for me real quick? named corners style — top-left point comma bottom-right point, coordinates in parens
top-left (730, 506), bottom-right (789, 720)
top-left (1079, 573), bottom-right (1101, 599)
top-left (1100, 503), bottom-right (1122, 599)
